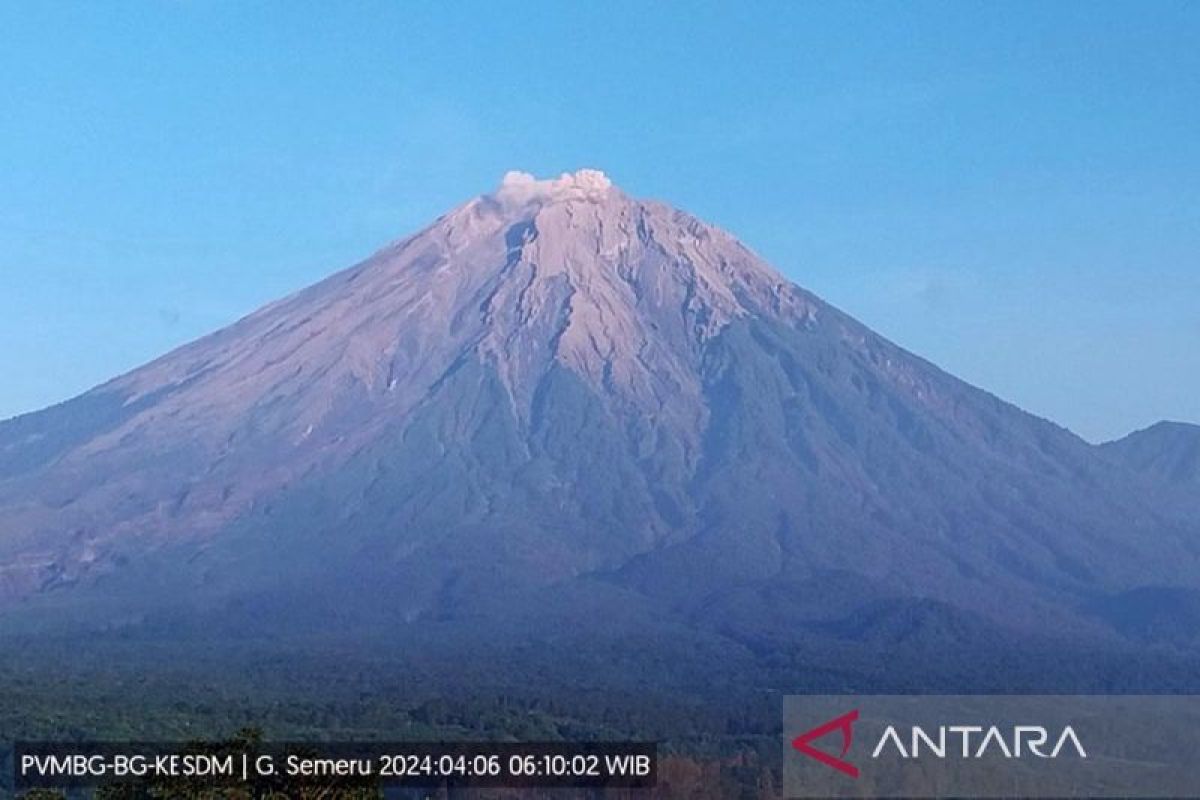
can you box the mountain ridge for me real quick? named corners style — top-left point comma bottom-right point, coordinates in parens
top-left (1103, 420), bottom-right (1200, 486)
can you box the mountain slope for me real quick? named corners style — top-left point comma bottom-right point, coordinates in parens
top-left (1, 170), bottom-right (1197, 657)
top-left (1103, 421), bottom-right (1200, 486)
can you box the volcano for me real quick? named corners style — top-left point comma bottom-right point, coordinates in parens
top-left (1, 170), bottom-right (1197, 675)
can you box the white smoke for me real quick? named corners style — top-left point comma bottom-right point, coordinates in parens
top-left (494, 169), bottom-right (613, 205)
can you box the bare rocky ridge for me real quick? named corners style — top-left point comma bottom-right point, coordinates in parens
top-left (0, 170), bottom-right (1197, 655)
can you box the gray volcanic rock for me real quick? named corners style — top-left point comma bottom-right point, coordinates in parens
top-left (1, 170), bottom-right (1198, 652)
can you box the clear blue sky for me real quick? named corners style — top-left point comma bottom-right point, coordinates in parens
top-left (2, 2), bottom-right (1197, 442)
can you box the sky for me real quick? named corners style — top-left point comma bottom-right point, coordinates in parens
top-left (1, 1), bottom-right (1197, 443)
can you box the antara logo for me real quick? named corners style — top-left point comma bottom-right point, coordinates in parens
top-left (791, 710), bottom-right (1088, 779)
top-left (791, 709), bottom-right (860, 778)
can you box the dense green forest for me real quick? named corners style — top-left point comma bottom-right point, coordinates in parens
top-left (3, 627), bottom-right (1198, 799)
top-left (0, 636), bottom-right (785, 799)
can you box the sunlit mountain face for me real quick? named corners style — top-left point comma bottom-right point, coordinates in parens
top-left (1, 171), bottom-right (1198, 691)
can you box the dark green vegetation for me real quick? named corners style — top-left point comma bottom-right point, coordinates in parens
top-left (4, 620), bottom-right (1199, 799)
top-left (0, 635), bottom-right (781, 799)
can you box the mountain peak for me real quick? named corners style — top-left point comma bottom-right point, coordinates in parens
top-left (3, 172), bottom-right (1200, 659)
top-left (1103, 419), bottom-right (1200, 486)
